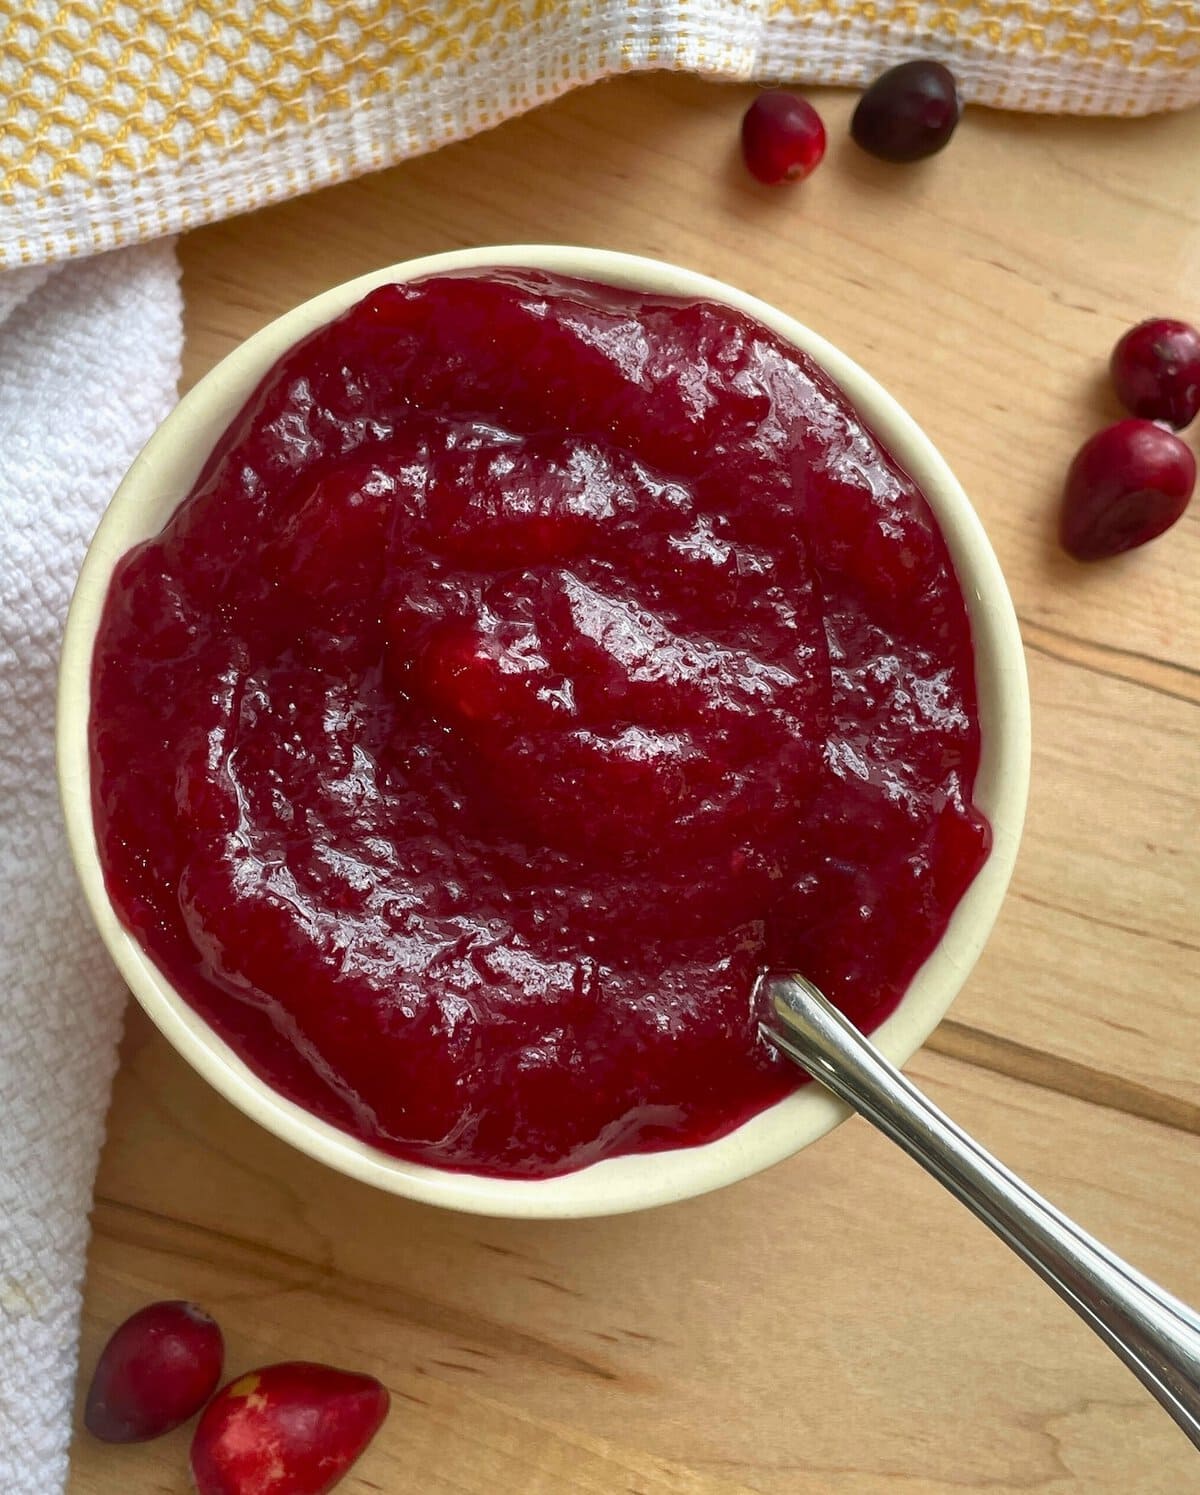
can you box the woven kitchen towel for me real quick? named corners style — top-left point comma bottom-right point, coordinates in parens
top-left (1, 1), bottom-right (1198, 1489)
top-left (2, 0), bottom-right (1199, 269)
top-left (0, 243), bottom-right (182, 1494)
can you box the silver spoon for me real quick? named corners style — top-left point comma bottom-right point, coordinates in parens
top-left (760, 972), bottom-right (1200, 1451)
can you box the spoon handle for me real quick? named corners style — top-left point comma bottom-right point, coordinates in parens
top-left (763, 973), bottom-right (1200, 1451)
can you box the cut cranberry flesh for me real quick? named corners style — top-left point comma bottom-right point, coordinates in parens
top-left (1060, 419), bottom-right (1195, 560)
top-left (741, 91), bottom-right (827, 184)
top-left (84, 1300), bottom-right (223, 1443)
top-left (89, 270), bottom-right (989, 1179)
top-left (851, 60), bottom-right (961, 162)
top-left (1110, 318), bottom-right (1200, 430)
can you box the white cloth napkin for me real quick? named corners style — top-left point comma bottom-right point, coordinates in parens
top-left (2, 5), bottom-right (1197, 1489)
top-left (0, 241), bottom-right (181, 1493)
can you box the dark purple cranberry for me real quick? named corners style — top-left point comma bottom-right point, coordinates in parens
top-left (741, 91), bottom-right (826, 185)
top-left (1060, 419), bottom-right (1195, 561)
top-left (851, 60), bottom-right (961, 163)
top-left (84, 1300), bottom-right (224, 1442)
top-left (1110, 318), bottom-right (1200, 430)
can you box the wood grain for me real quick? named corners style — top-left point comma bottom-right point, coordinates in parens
top-left (68, 74), bottom-right (1200, 1493)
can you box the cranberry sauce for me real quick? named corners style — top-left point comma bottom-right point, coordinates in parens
top-left (90, 270), bottom-right (989, 1178)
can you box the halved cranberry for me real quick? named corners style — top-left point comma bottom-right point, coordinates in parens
top-left (1060, 419), bottom-right (1195, 560)
top-left (190, 1362), bottom-right (389, 1495)
top-left (84, 1300), bottom-right (223, 1443)
top-left (741, 91), bottom-right (827, 185)
top-left (851, 60), bottom-right (961, 162)
top-left (1110, 318), bottom-right (1200, 430)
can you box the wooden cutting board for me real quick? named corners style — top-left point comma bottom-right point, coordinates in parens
top-left (67, 74), bottom-right (1200, 1495)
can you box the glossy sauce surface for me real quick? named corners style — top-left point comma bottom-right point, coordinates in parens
top-left (91, 271), bottom-right (989, 1177)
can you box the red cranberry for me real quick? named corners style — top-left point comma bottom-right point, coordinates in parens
top-left (1110, 318), bottom-right (1200, 430)
top-left (1060, 419), bottom-right (1195, 560)
top-left (851, 60), bottom-right (961, 162)
top-left (741, 91), bottom-right (826, 185)
top-left (84, 1300), bottom-right (224, 1443)
top-left (190, 1362), bottom-right (390, 1495)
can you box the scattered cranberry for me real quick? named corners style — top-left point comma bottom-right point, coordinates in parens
top-left (1110, 318), bottom-right (1200, 430)
top-left (1060, 419), bottom-right (1195, 560)
top-left (84, 1300), bottom-right (224, 1443)
top-left (741, 91), bottom-right (827, 185)
top-left (190, 1362), bottom-right (389, 1495)
top-left (851, 60), bottom-right (961, 163)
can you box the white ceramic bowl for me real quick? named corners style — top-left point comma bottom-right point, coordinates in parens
top-left (58, 246), bottom-right (1030, 1218)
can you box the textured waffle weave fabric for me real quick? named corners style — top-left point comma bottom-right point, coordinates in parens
top-left (2, 0), bottom-right (1199, 268)
top-left (0, 4), bottom-right (1198, 1490)
top-left (0, 243), bottom-right (181, 1495)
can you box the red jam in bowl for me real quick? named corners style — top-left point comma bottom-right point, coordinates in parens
top-left (90, 270), bottom-right (989, 1178)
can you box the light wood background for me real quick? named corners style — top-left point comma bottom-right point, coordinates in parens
top-left (67, 76), bottom-right (1200, 1494)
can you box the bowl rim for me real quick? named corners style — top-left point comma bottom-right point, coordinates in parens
top-left (57, 244), bottom-right (1030, 1218)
